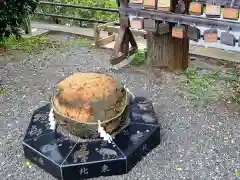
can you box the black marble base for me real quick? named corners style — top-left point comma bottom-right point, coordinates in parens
top-left (23, 97), bottom-right (161, 180)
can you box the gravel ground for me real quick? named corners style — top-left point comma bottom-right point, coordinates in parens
top-left (0, 33), bottom-right (239, 180)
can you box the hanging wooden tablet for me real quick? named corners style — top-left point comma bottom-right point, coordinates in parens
top-left (187, 26), bottom-right (201, 42)
top-left (129, 0), bottom-right (144, 8)
top-left (130, 0), bottom-right (143, 3)
top-left (129, 1), bottom-right (144, 9)
top-left (143, 0), bottom-right (156, 9)
top-left (220, 31), bottom-right (236, 46)
top-left (223, 7), bottom-right (239, 20)
top-left (189, 2), bottom-right (202, 15)
top-left (144, 18), bottom-right (156, 32)
top-left (205, 4), bottom-right (221, 18)
top-left (157, 0), bottom-right (171, 11)
top-left (172, 24), bottom-right (185, 39)
top-left (203, 28), bottom-right (218, 42)
top-left (130, 17), bottom-right (144, 29)
top-left (175, 0), bottom-right (186, 13)
top-left (157, 22), bottom-right (170, 35)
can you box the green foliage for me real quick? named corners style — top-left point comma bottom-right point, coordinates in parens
top-left (63, 38), bottom-right (92, 47)
top-left (3, 35), bottom-right (92, 53)
top-left (34, 0), bottom-right (118, 26)
top-left (0, 0), bottom-right (39, 42)
top-left (227, 66), bottom-right (240, 104)
top-left (236, 171), bottom-right (240, 177)
top-left (0, 89), bottom-right (8, 95)
top-left (225, 66), bottom-right (240, 88)
top-left (183, 68), bottom-right (221, 95)
top-left (131, 49), bottom-right (146, 66)
top-left (181, 67), bottom-right (222, 107)
top-left (232, 94), bottom-right (240, 103)
top-left (181, 65), bottom-right (240, 107)
top-left (3, 36), bottom-right (57, 52)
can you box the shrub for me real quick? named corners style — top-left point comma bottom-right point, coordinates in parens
top-left (0, 0), bottom-right (39, 42)
top-left (34, 0), bottom-right (118, 26)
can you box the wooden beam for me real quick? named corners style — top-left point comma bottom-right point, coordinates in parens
top-left (98, 35), bottom-right (116, 46)
top-left (102, 25), bottom-right (146, 37)
top-left (110, 0), bottom-right (139, 66)
top-left (128, 28), bottom-right (137, 47)
top-left (110, 47), bottom-right (138, 65)
top-left (112, 26), bottom-right (126, 57)
top-left (120, 7), bottom-right (240, 32)
top-left (97, 21), bottom-right (115, 31)
top-left (94, 23), bottom-right (100, 48)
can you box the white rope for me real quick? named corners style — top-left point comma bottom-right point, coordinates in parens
top-left (230, 0), bottom-right (235, 7)
top-left (97, 120), bottom-right (113, 143)
top-left (124, 84), bottom-right (135, 99)
top-left (49, 108), bottom-right (57, 130)
top-left (49, 108), bottom-right (113, 144)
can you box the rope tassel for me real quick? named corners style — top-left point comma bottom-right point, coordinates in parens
top-left (49, 109), bottom-right (113, 143)
top-left (49, 108), bottom-right (57, 130)
top-left (98, 120), bottom-right (113, 143)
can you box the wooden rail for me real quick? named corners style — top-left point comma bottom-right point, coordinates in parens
top-left (93, 22), bottom-right (240, 64)
top-left (93, 22), bottom-right (147, 48)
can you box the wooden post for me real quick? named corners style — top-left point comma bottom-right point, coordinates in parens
top-left (145, 0), bottom-right (189, 71)
top-left (110, 0), bottom-right (138, 65)
top-left (94, 23), bottom-right (100, 48)
top-left (108, 31), bottom-right (113, 36)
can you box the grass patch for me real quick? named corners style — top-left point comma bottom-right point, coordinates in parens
top-left (63, 38), bottom-right (92, 47)
top-left (1, 36), bottom-right (59, 53)
top-left (0, 89), bottom-right (8, 95)
top-left (131, 49), bottom-right (146, 66)
top-left (226, 66), bottom-right (240, 104)
top-left (180, 67), bottom-right (222, 107)
top-left (180, 65), bottom-right (240, 107)
top-left (232, 94), bottom-right (240, 103)
top-left (0, 36), bottom-right (93, 54)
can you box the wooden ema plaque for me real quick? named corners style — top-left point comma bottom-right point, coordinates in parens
top-left (157, 0), bottom-right (171, 11)
top-left (130, 18), bottom-right (144, 29)
top-left (175, 0), bottom-right (186, 13)
top-left (158, 22), bottom-right (170, 35)
top-left (187, 26), bottom-right (201, 42)
top-left (239, 36), bottom-right (240, 47)
top-left (205, 4), bottom-right (221, 17)
top-left (189, 2), bottom-right (202, 15)
top-left (158, 7), bottom-right (171, 11)
top-left (172, 26), bottom-right (185, 39)
top-left (143, 0), bottom-right (156, 8)
top-left (223, 8), bottom-right (239, 20)
top-left (204, 29), bottom-right (218, 42)
top-left (220, 31), bottom-right (236, 46)
top-left (144, 18), bottom-right (156, 32)
top-left (130, 0), bottom-right (143, 3)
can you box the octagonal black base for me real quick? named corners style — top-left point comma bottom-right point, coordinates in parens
top-left (23, 97), bottom-right (161, 180)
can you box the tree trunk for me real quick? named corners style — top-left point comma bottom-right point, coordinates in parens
top-left (145, 32), bottom-right (189, 72)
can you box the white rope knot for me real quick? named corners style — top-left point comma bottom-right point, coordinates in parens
top-left (124, 84), bottom-right (135, 99)
top-left (49, 108), bottom-right (57, 130)
top-left (97, 120), bottom-right (113, 143)
top-left (49, 109), bottom-right (113, 143)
